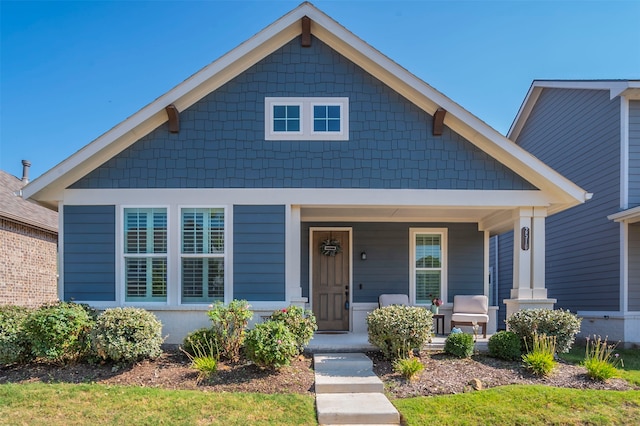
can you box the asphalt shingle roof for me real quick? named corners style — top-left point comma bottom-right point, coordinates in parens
top-left (0, 170), bottom-right (58, 232)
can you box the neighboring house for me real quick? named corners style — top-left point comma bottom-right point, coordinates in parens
top-left (1, 161), bottom-right (58, 307)
top-left (493, 80), bottom-right (640, 344)
top-left (22, 3), bottom-right (589, 344)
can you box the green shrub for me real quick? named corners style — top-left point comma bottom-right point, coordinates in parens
top-left (207, 300), bottom-right (253, 362)
top-left (0, 306), bottom-right (32, 364)
top-left (488, 331), bottom-right (522, 361)
top-left (444, 332), bottom-right (474, 358)
top-left (522, 333), bottom-right (556, 376)
top-left (583, 335), bottom-right (622, 381)
top-left (90, 307), bottom-right (163, 363)
top-left (244, 320), bottom-right (298, 369)
top-left (181, 333), bottom-right (218, 382)
top-left (366, 305), bottom-right (432, 360)
top-left (24, 301), bottom-right (94, 362)
top-left (393, 356), bottom-right (425, 381)
top-left (268, 305), bottom-right (317, 353)
top-left (506, 308), bottom-right (581, 353)
top-left (182, 327), bottom-right (219, 357)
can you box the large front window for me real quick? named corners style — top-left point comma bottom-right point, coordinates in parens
top-left (410, 228), bottom-right (447, 305)
top-left (181, 208), bottom-right (225, 303)
top-left (124, 208), bottom-right (167, 302)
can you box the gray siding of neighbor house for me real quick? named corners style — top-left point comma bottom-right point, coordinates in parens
top-left (71, 35), bottom-right (535, 192)
top-left (491, 233), bottom-right (514, 329)
top-left (63, 205), bottom-right (116, 301)
top-left (629, 224), bottom-right (640, 311)
top-left (233, 205), bottom-right (285, 301)
top-left (629, 100), bottom-right (640, 207)
top-left (514, 88), bottom-right (621, 312)
top-left (301, 222), bottom-right (484, 303)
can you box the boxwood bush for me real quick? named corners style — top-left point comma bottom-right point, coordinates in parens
top-left (366, 305), bottom-right (432, 359)
top-left (0, 305), bottom-right (32, 365)
top-left (444, 332), bottom-right (475, 358)
top-left (268, 305), bottom-right (317, 353)
top-left (488, 330), bottom-right (522, 361)
top-left (24, 301), bottom-right (94, 362)
top-left (244, 320), bottom-right (298, 369)
top-left (506, 308), bottom-right (581, 353)
top-left (90, 307), bottom-right (163, 363)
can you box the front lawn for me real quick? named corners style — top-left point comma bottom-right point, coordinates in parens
top-left (0, 383), bottom-right (316, 426)
top-left (395, 385), bottom-right (640, 425)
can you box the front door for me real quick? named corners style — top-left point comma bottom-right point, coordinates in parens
top-left (312, 229), bottom-right (350, 331)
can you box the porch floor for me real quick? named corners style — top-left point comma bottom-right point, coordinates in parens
top-left (306, 332), bottom-right (490, 353)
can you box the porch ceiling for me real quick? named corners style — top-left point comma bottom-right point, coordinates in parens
top-left (301, 206), bottom-right (514, 232)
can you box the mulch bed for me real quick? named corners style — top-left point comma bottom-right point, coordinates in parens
top-left (1, 348), bottom-right (635, 398)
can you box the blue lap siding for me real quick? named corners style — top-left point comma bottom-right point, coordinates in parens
top-left (233, 205), bottom-right (286, 301)
top-left (63, 205), bottom-right (116, 301)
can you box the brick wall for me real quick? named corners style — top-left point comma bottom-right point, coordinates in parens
top-left (0, 218), bottom-right (58, 307)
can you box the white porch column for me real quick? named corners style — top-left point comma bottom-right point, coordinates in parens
top-left (504, 207), bottom-right (555, 321)
top-left (285, 205), bottom-right (306, 306)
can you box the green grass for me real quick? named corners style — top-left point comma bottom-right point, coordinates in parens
top-left (394, 385), bottom-right (640, 426)
top-left (560, 344), bottom-right (640, 386)
top-left (0, 383), bottom-right (316, 426)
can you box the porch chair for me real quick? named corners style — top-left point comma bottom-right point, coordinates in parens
top-left (450, 295), bottom-right (489, 338)
top-left (378, 293), bottom-right (409, 308)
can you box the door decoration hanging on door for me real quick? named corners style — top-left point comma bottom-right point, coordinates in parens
top-left (320, 239), bottom-right (342, 256)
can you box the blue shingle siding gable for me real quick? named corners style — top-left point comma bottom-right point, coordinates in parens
top-left (233, 205), bottom-right (286, 301)
top-left (515, 88), bottom-right (621, 312)
top-left (629, 100), bottom-right (640, 207)
top-left (72, 36), bottom-right (535, 191)
top-left (63, 205), bottom-right (116, 301)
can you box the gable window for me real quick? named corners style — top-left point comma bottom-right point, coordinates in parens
top-left (273, 105), bottom-right (300, 132)
top-left (124, 208), bottom-right (167, 302)
top-left (265, 97), bottom-right (348, 140)
top-left (410, 228), bottom-right (447, 305)
top-left (181, 208), bottom-right (225, 303)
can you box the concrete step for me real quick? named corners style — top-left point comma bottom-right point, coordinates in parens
top-left (314, 353), bottom-right (383, 393)
top-left (314, 353), bottom-right (373, 371)
top-left (316, 393), bottom-right (400, 425)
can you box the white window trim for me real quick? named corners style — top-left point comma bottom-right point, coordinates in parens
top-left (265, 97), bottom-right (349, 140)
top-left (409, 228), bottom-right (448, 306)
top-left (120, 205), bottom-right (171, 305)
top-left (179, 206), bottom-right (227, 305)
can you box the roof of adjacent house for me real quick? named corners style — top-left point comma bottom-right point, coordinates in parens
top-left (508, 80), bottom-right (640, 141)
top-left (0, 169), bottom-right (58, 233)
top-left (22, 1), bottom-right (590, 215)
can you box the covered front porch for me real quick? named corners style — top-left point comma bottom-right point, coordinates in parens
top-left (285, 195), bottom-right (559, 336)
top-left (306, 331), bottom-right (491, 353)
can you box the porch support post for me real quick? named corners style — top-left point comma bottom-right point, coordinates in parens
top-left (286, 205), bottom-right (306, 307)
top-left (504, 207), bottom-right (556, 323)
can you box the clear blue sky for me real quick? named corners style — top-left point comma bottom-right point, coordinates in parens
top-left (1, 0), bottom-right (639, 180)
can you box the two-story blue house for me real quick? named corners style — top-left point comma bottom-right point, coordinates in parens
top-left (23, 3), bottom-right (589, 343)
top-left (493, 80), bottom-right (640, 345)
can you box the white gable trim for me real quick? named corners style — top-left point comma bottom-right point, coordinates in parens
top-left (24, 2), bottom-right (588, 212)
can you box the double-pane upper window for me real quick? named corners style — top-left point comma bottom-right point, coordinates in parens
top-left (265, 97), bottom-right (348, 140)
top-left (124, 208), bottom-right (167, 302)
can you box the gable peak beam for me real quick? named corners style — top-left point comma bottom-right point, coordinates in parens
top-left (301, 16), bottom-right (311, 47)
top-left (165, 104), bottom-right (180, 133)
top-left (432, 108), bottom-right (447, 136)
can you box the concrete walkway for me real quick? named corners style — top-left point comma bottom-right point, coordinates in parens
top-left (314, 353), bottom-right (400, 425)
